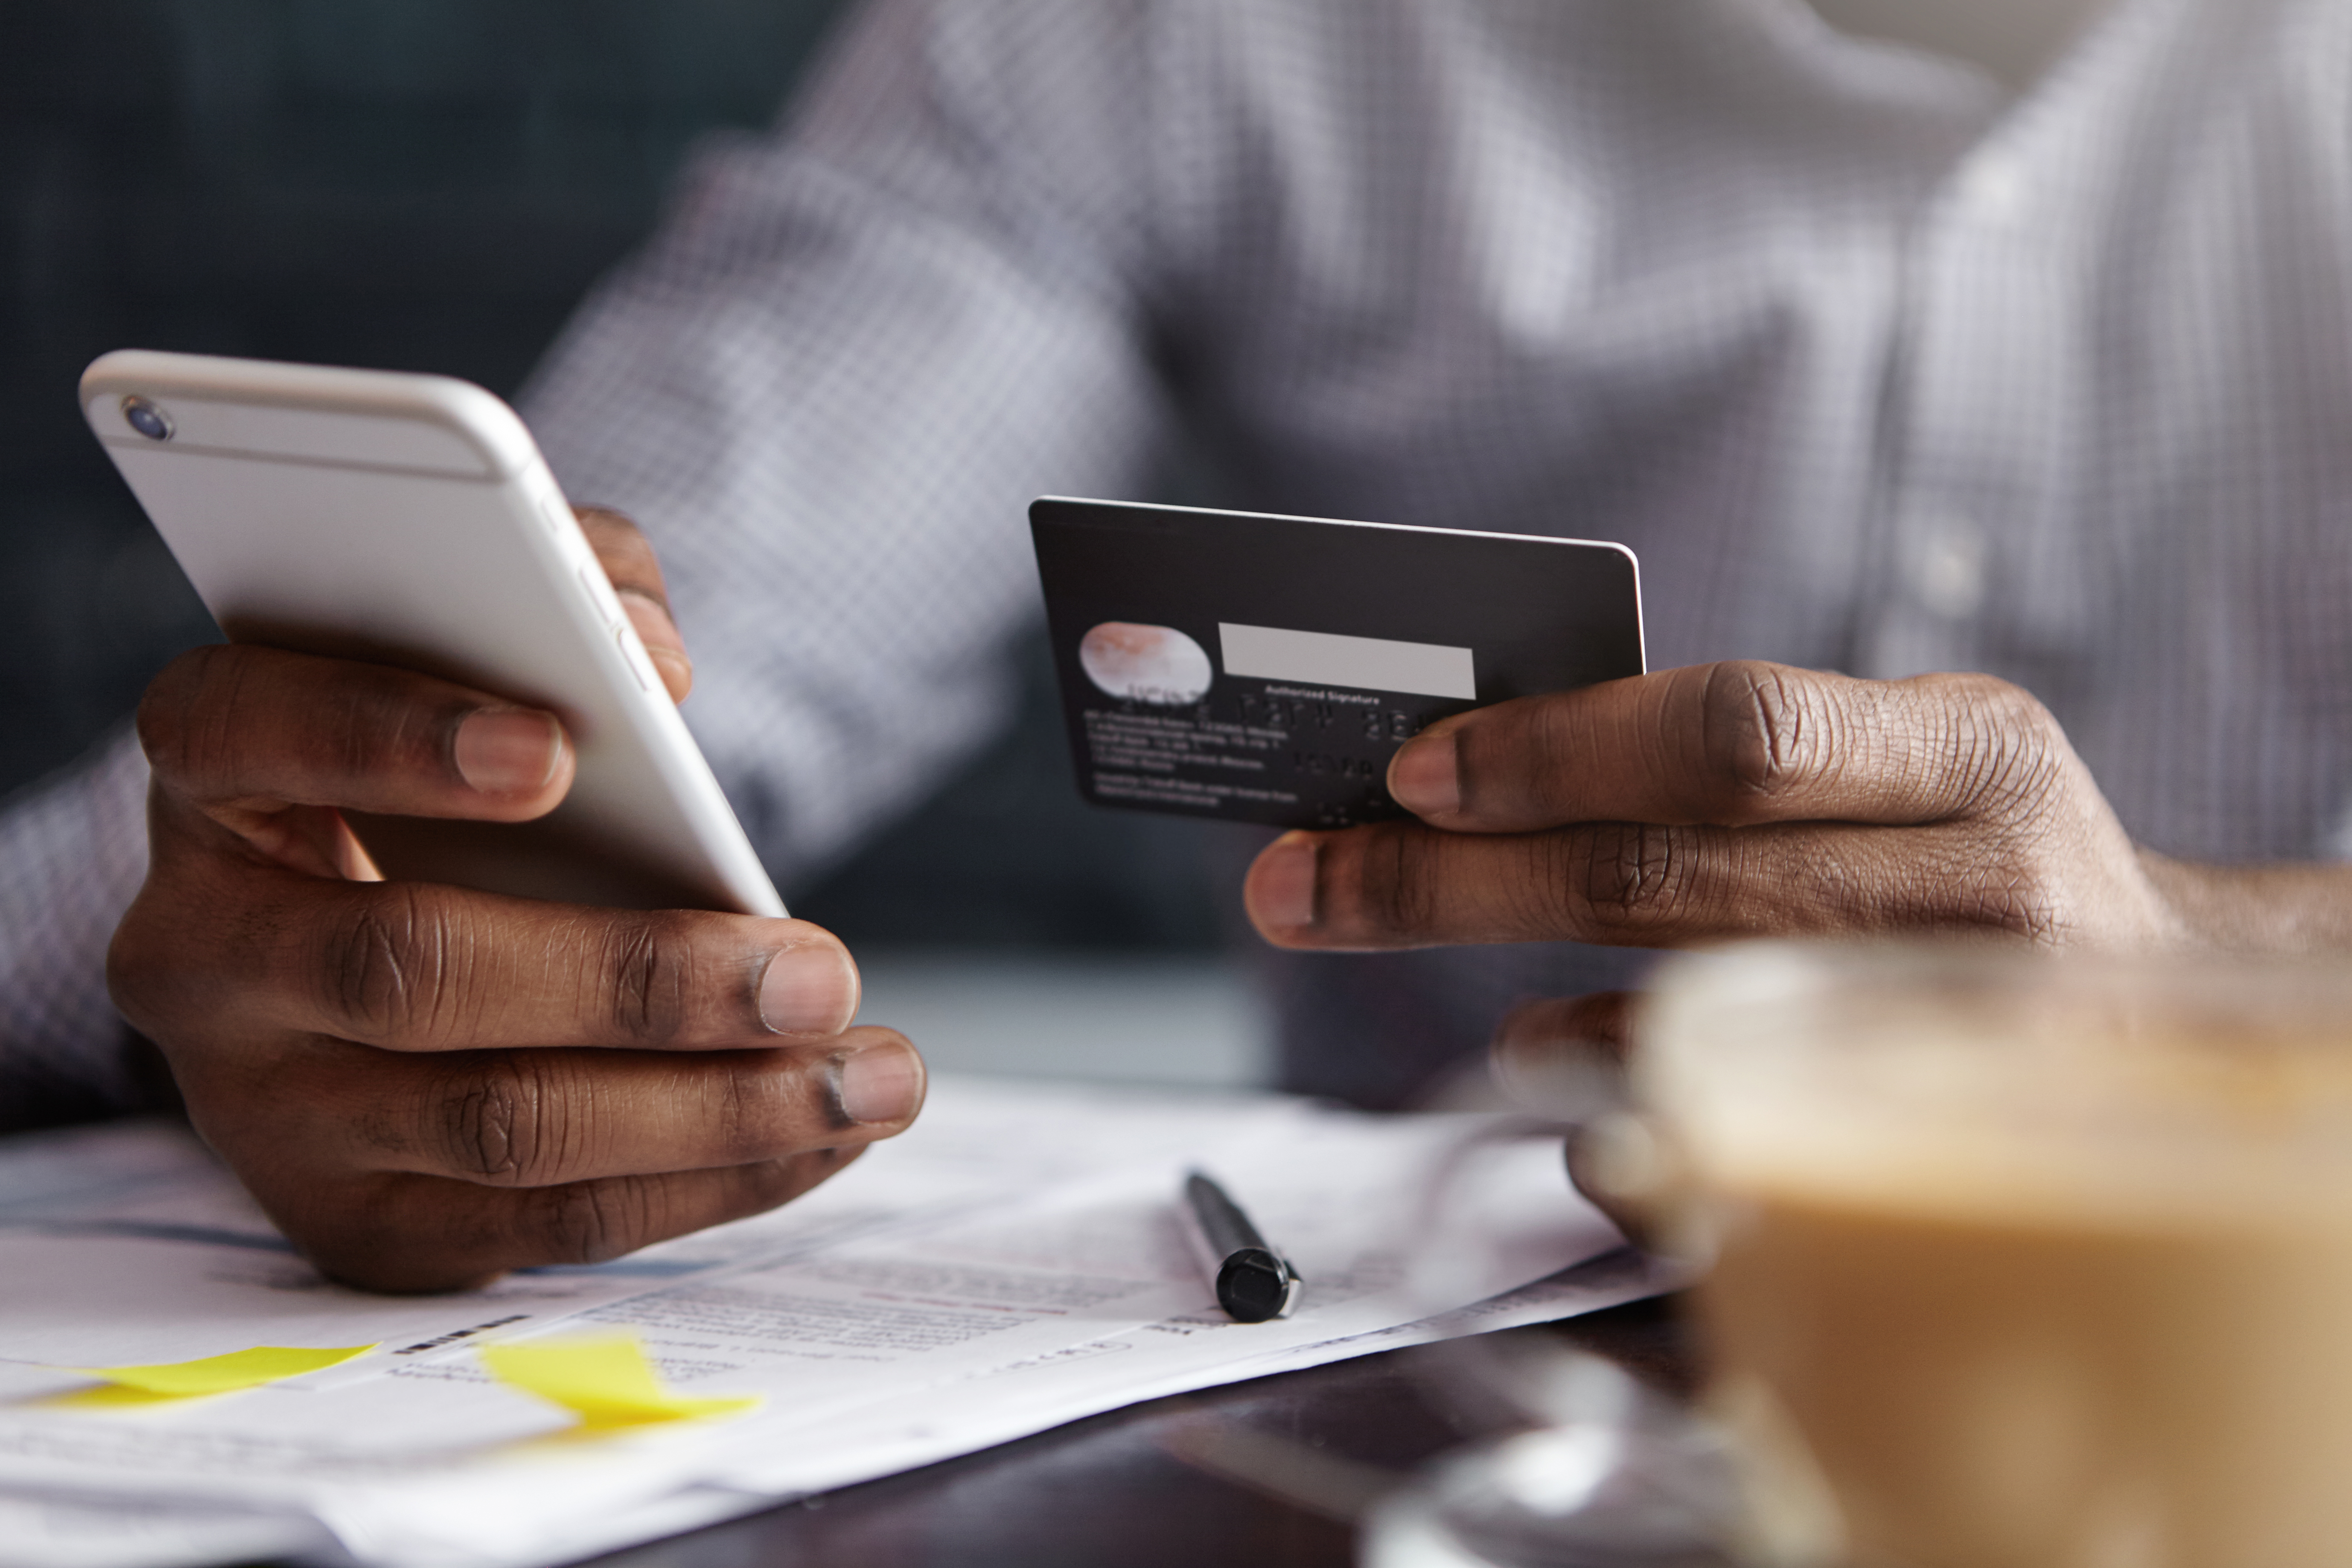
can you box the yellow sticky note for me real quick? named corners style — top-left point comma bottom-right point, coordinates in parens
top-left (53, 1344), bottom-right (378, 1407)
top-left (479, 1333), bottom-right (758, 1432)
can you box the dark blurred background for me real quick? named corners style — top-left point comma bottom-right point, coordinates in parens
top-left (0, 0), bottom-right (1226, 958)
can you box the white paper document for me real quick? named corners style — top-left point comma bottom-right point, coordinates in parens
top-left (0, 1078), bottom-right (1649, 1568)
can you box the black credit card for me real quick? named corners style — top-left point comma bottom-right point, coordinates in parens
top-left (1029, 498), bottom-right (1647, 830)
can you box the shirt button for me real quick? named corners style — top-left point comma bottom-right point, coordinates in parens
top-left (1913, 512), bottom-right (1989, 619)
top-left (1953, 152), bottom-right (2029, 228)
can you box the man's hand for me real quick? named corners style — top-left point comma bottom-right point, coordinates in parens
top-left (1244, 661), bottom-right (2191, 955)
top-left (108, 510), bottom-right (924, 1294)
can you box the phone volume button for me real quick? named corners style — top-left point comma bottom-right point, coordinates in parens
top-left (615, 624), bottom-right (655, 691)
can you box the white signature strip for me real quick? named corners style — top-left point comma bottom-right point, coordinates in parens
top-left (1218, 622), bottom-right (1476, 700)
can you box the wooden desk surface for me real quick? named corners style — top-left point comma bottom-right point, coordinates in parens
top-left (588, 1296), bottom-right (1690, 1568)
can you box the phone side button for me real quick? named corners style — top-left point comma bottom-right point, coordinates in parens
top-left (615, 624), bottom-right (656, 692)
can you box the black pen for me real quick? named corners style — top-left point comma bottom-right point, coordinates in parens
top-left (1179, 1170), bottom-right (1303, 1323)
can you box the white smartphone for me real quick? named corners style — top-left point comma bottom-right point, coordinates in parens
top-left (81, 348), bottom-right (786, 918)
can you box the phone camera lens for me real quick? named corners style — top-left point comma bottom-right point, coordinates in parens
top-left (121, 396), bottom-right (173, 442)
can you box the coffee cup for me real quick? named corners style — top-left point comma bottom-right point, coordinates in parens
top-left (1640, 942), bottom-right (2352, 1568)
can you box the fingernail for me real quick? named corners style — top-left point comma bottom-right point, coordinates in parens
top-left (1388, 732), bottom-right (1460, 818)
top-left (454, 709), bottom-right (563, 795)
top-left (1253, 833), bottom-right (1320, 930)
top-left (758, 943), bottom-right (858, 1036)
top-left (829, 1041), bottom-right (925, 1126)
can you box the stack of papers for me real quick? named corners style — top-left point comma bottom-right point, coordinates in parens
top-left (0, 1078), bottom-right (1650, 1568)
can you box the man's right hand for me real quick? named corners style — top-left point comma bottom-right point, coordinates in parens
top-left (108, 518), bottom-right (924, 1294)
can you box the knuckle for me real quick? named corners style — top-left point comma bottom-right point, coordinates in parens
top-left (595, 916), bottom-right (697, 1047)
top-left (1696, 662), bottom-right (1828, 817)
top-left (315, 885), bottom-right (466, 1043)
top-left (1940, 676), bottom-right (2067, 813)
top-left (531, 1178), bottom-right (653, 1265)
top-left (431, 1053), bottom-right (572, 1184)
top-left (1571, 823), bottom-right (1702, 939)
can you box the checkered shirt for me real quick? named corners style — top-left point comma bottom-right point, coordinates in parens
top-left (10, 0), bottom-right (2352, 1118)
